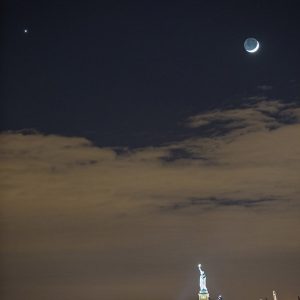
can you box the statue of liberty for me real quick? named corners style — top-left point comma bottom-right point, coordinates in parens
top-left (198, 264), bottom-right (208, 294)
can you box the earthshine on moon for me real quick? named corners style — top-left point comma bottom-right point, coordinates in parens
top-left (244, 38), bottom-right (259, 53)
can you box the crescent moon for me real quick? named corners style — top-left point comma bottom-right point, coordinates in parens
top-left (247, 41), bottom-right (259, 53)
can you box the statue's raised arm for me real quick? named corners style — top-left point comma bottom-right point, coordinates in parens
top-left (198, 264), bottom-right (204, 275)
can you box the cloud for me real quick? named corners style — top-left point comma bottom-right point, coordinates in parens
top-left (257, 85), bottom-right (273, 91)
top-left (185, 100), bottom-right (294, 132)
top-left (1, 99), bottom-right (300, 300)
top-left (160, 197), bottom-right (278, 212)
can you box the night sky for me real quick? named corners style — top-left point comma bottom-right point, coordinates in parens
top-left (1, 1), bottom-right (300, 300)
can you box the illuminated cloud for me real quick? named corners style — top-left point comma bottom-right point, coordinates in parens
top-left (1, 100), bottom-right (300, 300)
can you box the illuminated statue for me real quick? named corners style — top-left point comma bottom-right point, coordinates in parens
top-left (198, 264), bottom-right (208, 293)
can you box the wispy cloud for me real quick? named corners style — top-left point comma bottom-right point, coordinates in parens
top-left (160, 197), bottom-right (279, 212)
top-left (257, 85), bottom-right (273, 91)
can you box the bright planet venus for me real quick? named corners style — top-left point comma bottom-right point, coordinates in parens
top-left (244, 37), bottom-right (259, 53)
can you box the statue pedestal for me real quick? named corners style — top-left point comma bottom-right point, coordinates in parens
top-left (198, 292), bottom-right (209, 300)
